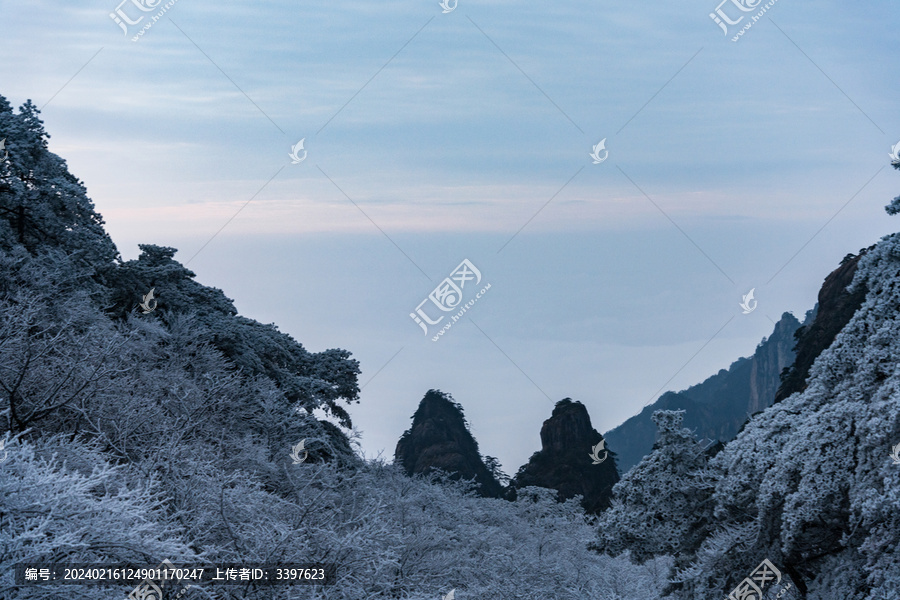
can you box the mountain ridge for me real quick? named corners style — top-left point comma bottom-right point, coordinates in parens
top-left (604, 311), bottom-right (801, 472)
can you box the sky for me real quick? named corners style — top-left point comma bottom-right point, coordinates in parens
top-left (1, 0), bottom-right (898, 474)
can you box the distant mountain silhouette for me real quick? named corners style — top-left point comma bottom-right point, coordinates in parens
top-left (510, 399), bottom-right (619, 514)
top-left (395, 390), bottom-right (504, 498)
top-left (605, 312), bottom-right (801, 473)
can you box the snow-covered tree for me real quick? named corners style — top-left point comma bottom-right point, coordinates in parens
top-left (592, 410), bottom-right (714, 572)
top-left (0, 96), bottom-right (118, 267)
top-left (108, 243), bottom-right (362, 428)
top-left (0, 434), bottom-right (201, 600)
top-left (0, 252), bottom-right (127, 434)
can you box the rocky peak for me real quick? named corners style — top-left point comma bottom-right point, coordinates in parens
top-left (510, 398), bottom-right (619, 514)
top-left (541, 399), bottom-right (600, 454)
top-left (394, 390), bottom-right (503, 498)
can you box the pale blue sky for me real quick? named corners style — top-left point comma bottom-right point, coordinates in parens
top-left (1, 0), bottom-right (898, 473)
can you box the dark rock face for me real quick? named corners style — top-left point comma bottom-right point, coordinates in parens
top-left (774, 251), bottom-right (869, 403)
top-left (605, 312), bottom-right (801, 473)
top-left (510, 399), bottom-right (619, 514)
top-left (394, 390), bottom-right (503, 498)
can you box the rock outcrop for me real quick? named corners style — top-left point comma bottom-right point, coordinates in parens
top-left (510, 399), bottom-right (619, 514)
top-left (774, 250), bottom-right (869, 403)
top-left (394, 389), bottom-right (504, 498)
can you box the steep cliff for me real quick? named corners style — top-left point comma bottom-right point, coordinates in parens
top-left (510, 399), bottom-right (619, 514)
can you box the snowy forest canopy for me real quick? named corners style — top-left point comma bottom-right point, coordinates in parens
top-left (2, 97), bottom-right (900, 600)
